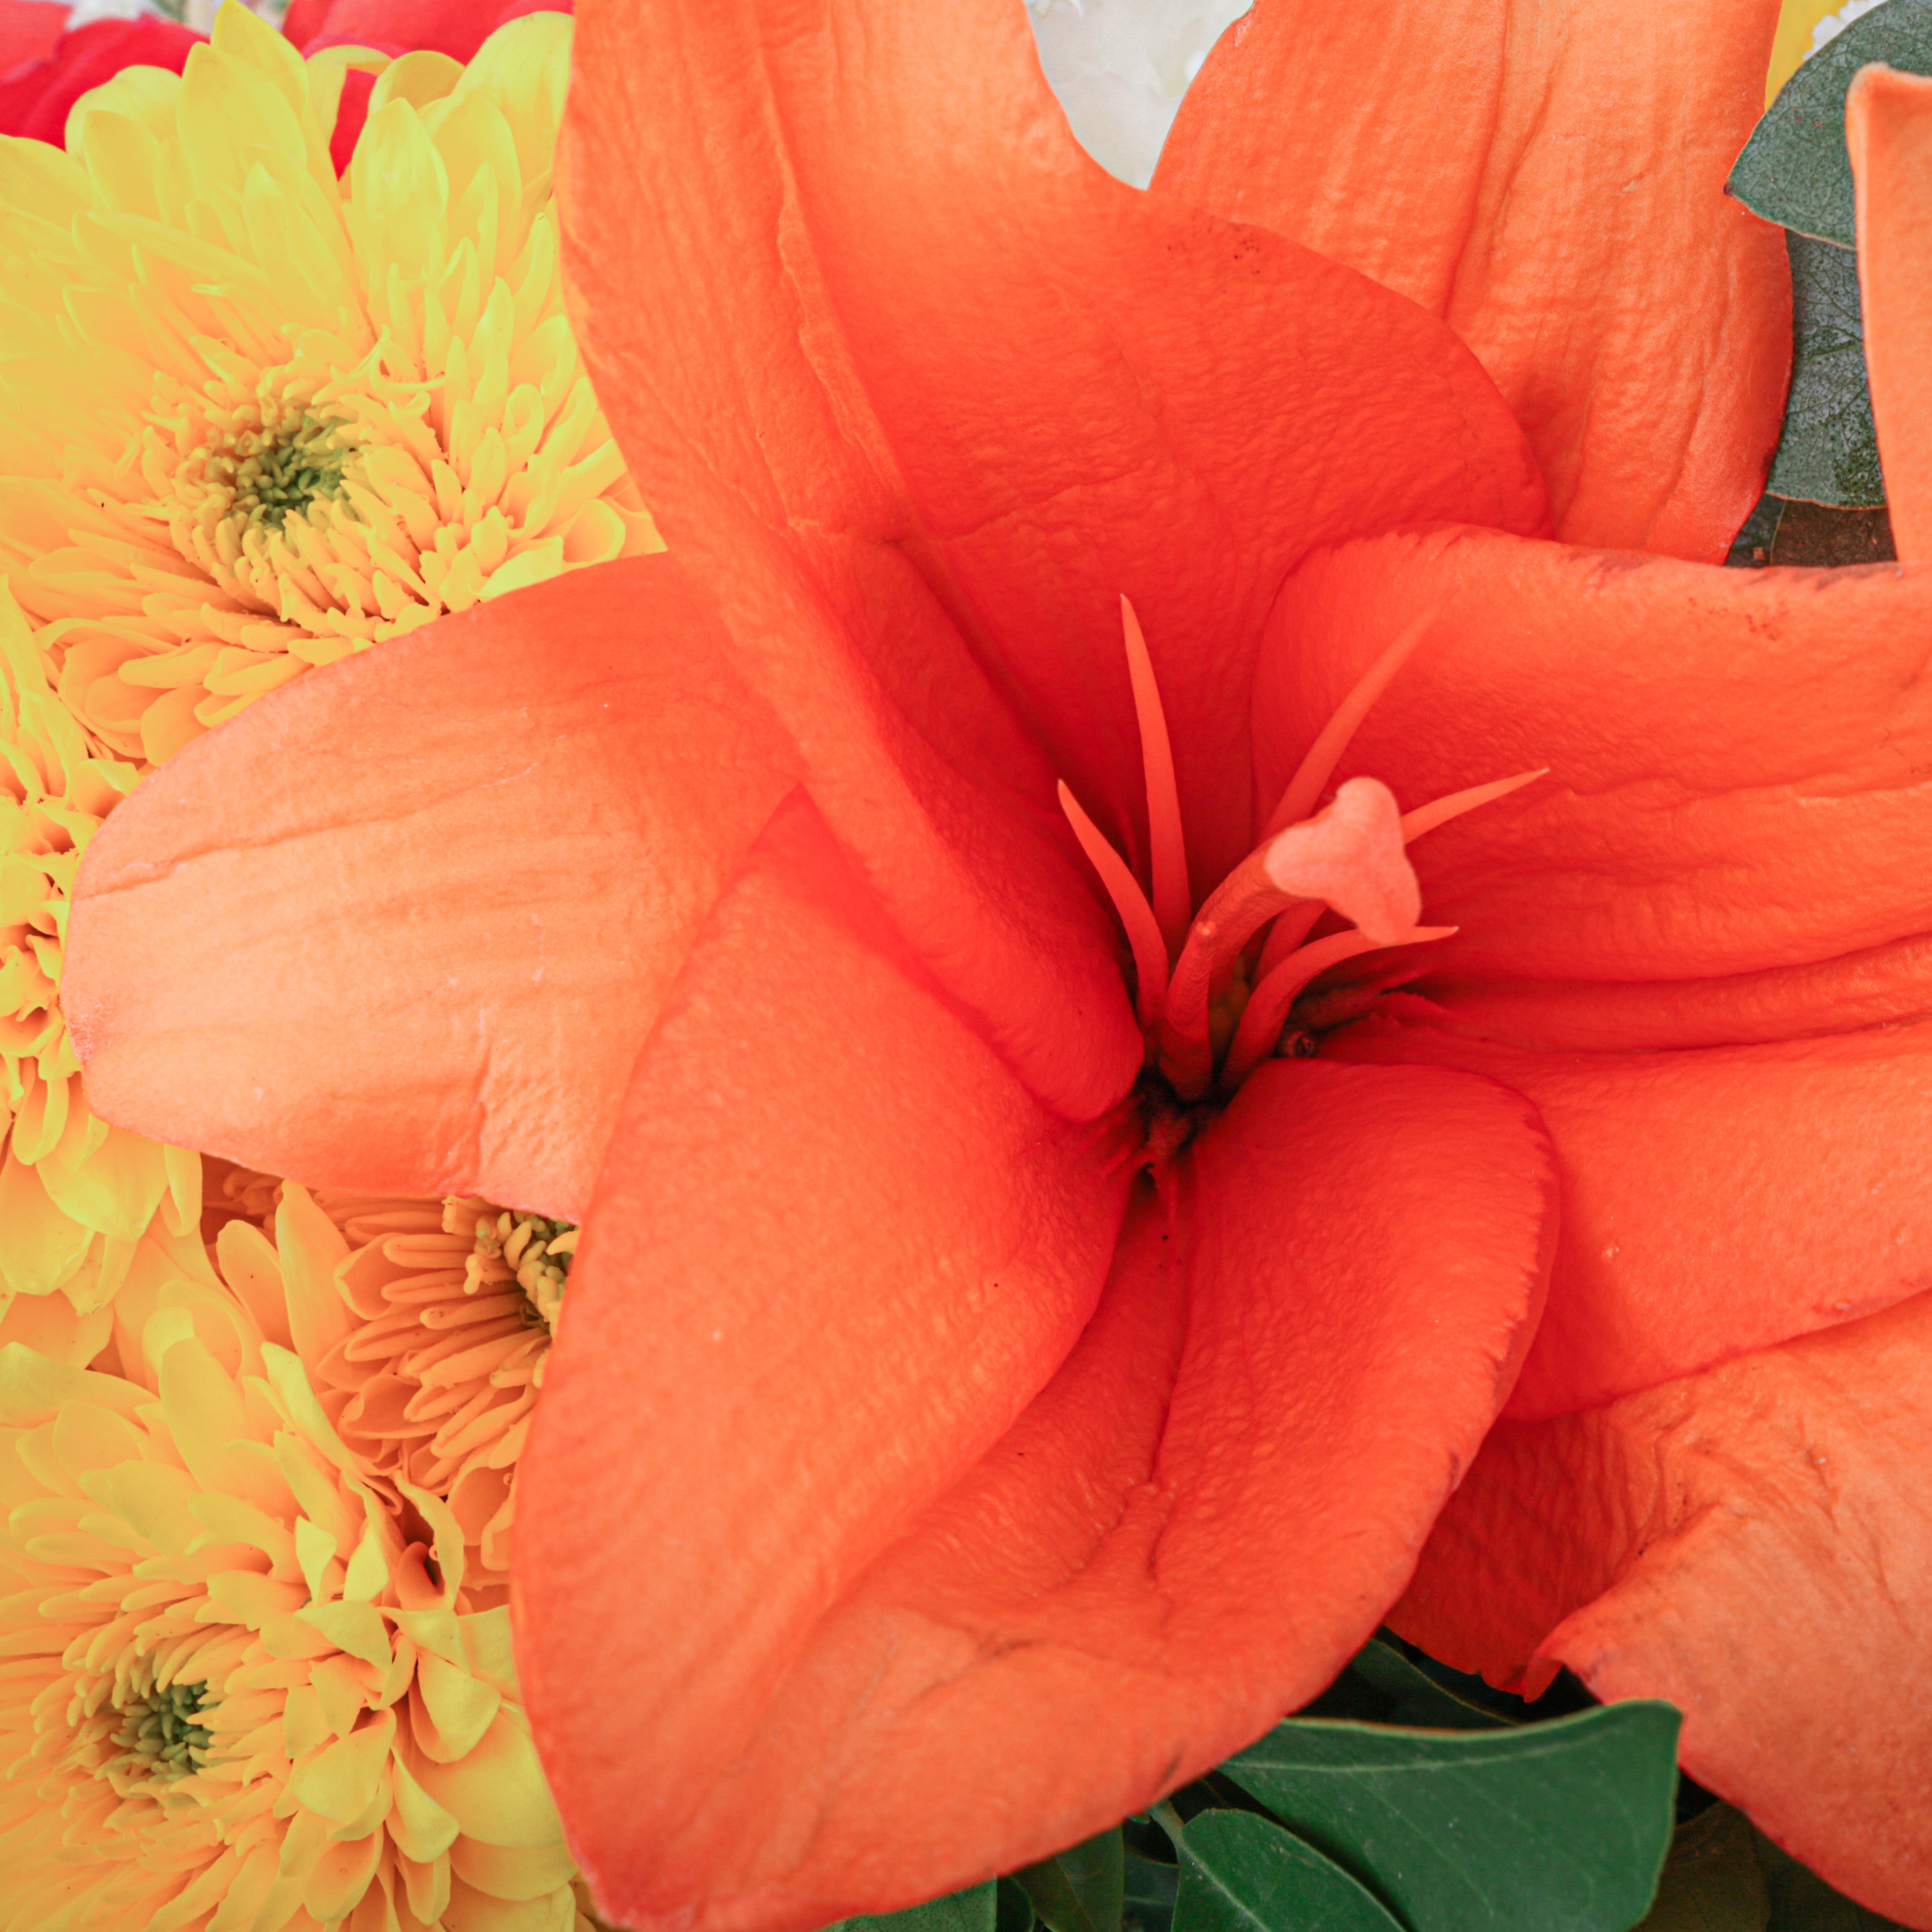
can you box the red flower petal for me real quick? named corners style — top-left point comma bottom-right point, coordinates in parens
top-left (284, 0), bottom-right (570, 61)
top-left (562, 0), bottom-right (1546, 885)
top-left (0, 0), bottom-right (64, 75)
top-left (1850, 62), bottom-right (1932, 563)
top-left (1156, 0), bottom-right (1788, 561)
top-left (520, 954), bottom-right (1554, 1932)
top-left (0, 14), bottom-right (199, 143)
top-left (1331, 1010), bottom-right (1932, 1416)
top-left (1392, 1291), bottom-right (1932, 1928)
top-left (1255, 526), bottom-right (1932, 984)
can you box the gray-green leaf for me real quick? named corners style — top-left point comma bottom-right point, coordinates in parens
top-left (1766, 231), bottom-right (1885, 507)
top-left (1018, 1829), bottom-right (1125, 1932)
top-left (1728, 0), bottom-right (1932, 247)
top-left (1170, 1810), bottom-right (1402, 1932)
top-left (1219, 1701), bottom-right (1681, 1932)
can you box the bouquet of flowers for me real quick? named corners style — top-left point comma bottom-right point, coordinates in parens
top-left (1, 1), bottom-right (1929, 1929)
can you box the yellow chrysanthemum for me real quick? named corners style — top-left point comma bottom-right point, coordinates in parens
top-left (0, 0), bottom-right (656, 771)
top-left (0, 582), bottom-right (205, 1331)
top-left (320, 1196), bottom-right (569, 1586)
top-left (0, 1186), bottom-right (592, 1932)
top-left (208, 1187), bottom-right (569, 1589)
top-left (0, 0), bottom-right (651, 1340)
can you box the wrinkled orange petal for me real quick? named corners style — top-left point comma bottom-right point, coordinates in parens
top-left (520, 880), bottom-right (1555, 1932)
top-left (1254, 525), bottom-right (1932, 986)
top-left (1155, 0), bottom-right (1788, 560)
top-left (517, 790), bottom-right (1136, 1929)
top-left (71, 543), bottom-right (1146, 1200)
top-left (66, 560), bottom-right (803, 1218)
top-left (562, 0), bottom-right (1546, 887)
top-left (1330, 1010), bottom-right (1932, 1416)
top-left (1391, 1290), bottom-right (1932, 1928)
top-left (1391, 932), bottom-right (1932, 1054)
top-left (1849, 62), bottom-right (1932, 562)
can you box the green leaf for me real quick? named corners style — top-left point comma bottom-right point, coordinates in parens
top-left (1345, 1639), bottom-right (1512, 1732)
top-left (1122, 1851), bottom-right (1178, 1932)
top-left (1018, 1829), bottom-right (1125, 1932)
top-left (1634, 1806), bottom-right (1769, 1932)
top-left (1169, 1809), bottom-right (1402, 1932)
top-left (997, 1877), bottom-right (1039, 1932)
top-left (832, 1883), bottom-right (1000, 1932)
top-left (1727, 0), bottom-right (1932, 247)
top-left (1766, 232), bottom-right (1885, 507)
top-left (1219, 1701), bottom-right (1682, 1932)
top-left (1754, 1828), bottom-right (1914, 1932)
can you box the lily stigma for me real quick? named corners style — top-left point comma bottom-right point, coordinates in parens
top-left (1064, 597), bottom-right (1537, 1115)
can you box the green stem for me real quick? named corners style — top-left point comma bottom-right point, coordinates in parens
top-left (1150, 1800), bottom-right (1187, 1847)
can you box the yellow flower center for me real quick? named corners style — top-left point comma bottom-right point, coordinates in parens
top-left (107, 1675), bottom-right (213, 1785)
top-left (169, 386), bottom-right (353, 543)
top-left (469, 1204), bottom-right (576, 1331)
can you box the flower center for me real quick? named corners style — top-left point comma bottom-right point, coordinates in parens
top-left (108, 1676), bottom-right (212, 1784)
top-left (151, 363), bottom-right (374, 612)
top-left (468, 1207), bottom-right (577, 1333)
top-left (205, 405), bottom-right (353, 533)
top-left (1061, 600), bottom-right (1540, 1106)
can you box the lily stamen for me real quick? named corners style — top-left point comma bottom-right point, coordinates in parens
top-left (1159, 779), bottom-right (1419, 1099)
top-left (1059, 599), bottom-right (1543, 1105)
top-left (1058, 779), bottom-right (1171, 1027)
top-left (1120, 595), bottom-right (1192, 956)
top-left (1262, 606), bottom-right (1437, 838)
top-left (1219, 923), bottom-right (1457, 1095)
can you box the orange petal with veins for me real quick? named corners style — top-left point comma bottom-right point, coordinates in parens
top-left (520, 868), bottom-right (1555, 1932)
top-left (1392, 1290), bottom-right (1932, 1928)
top-left (1156, 0), bottom-right (1788, 559)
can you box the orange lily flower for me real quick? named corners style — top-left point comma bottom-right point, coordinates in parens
top-left (55, 0), bottom-right (1932, 1927)
top-left (1370, 51), bottom-right (1932, 1932)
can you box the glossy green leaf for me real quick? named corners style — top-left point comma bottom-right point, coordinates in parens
top-left (1635, 1806), bottom-right (1769, 1932)
top-left (1169, 1809), bottom-right (1402, 1932)
top-left (832, 1883), bottom-right (999, 1932)
top-left (1220, 1701), bottom-right (1681, 1932)
top-left (1018, 1828), bottom-right (1125, 1932)
top-left (1766, 231), bottom-right (1885, 507)
top-left (1728, 0), bottom-right (1932, 247)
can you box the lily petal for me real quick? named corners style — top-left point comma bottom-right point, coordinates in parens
top-left (1392, 1290), bottom-right (1932, 1929)
top-left (1156, 0), bottom-right (1789, 560)
top-left (1331, 1010), bottom-right (1932, 1416)
top-left (517, 789), bottom-right (1137, 1929)
top-left (1255, 525), bottom-right (1932, 984)
top-left (520, 913), bottom-right (1554, 1932)
top-left (1850, 62), bottom-right (1932, 563)
top-left (562, 0), bottom-right (1547, 886)
top-left (64, 559), bottom-right (804, 1218)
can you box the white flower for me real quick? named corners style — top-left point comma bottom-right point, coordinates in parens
top-left (1025, 0), bottom-right (1253, 188)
